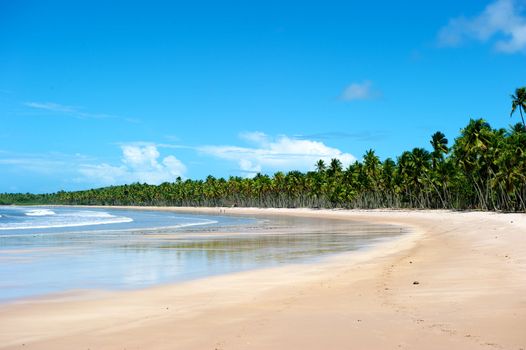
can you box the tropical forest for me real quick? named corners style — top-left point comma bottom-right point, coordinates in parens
top-left (2, 87), bottom-right (525, 212)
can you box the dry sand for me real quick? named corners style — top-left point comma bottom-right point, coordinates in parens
top-left (0, 208), bottom-right (525, 350)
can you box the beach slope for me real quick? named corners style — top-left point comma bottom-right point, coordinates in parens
top-left (0, 208), bottom-right (525, 349)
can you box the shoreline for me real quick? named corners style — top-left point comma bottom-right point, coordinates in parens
top-left (0, 208), bottom-right (525, 349)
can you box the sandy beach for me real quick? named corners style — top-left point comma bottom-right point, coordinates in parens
top-left (0, 208), bottom-right (525, 350)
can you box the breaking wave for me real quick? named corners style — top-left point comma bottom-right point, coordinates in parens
top-left (0, 207), bottom-right (133, 230)
top-left (25, 209), bottom-right (56, 217)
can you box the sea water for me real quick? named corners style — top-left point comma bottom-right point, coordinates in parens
top-left (0, 206), bottom-right (404, 302)
top-left (0, 206), bottom-right (217, 232)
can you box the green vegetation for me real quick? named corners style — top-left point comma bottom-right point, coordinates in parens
top-left (2, 90), bottom-right (525, 212)
top-left (511, 87), bottom-right (526, 127)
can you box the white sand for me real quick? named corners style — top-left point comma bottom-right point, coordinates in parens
top-left (0, 208), bottom-right (525, 349)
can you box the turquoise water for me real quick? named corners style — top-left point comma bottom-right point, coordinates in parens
top-left (0, 206), bottom-right (403, 302)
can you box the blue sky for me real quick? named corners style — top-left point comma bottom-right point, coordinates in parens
top-left (1, 0), bottom-right (525, 193)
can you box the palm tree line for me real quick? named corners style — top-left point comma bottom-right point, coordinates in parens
top-left (2, 90), bottom-right (525, 212)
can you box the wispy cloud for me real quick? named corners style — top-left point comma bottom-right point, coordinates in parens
top-left (199, 132), bottom-right (356, 177)
top-left (0, 157), bottom-right (67, 175)
top-left (296, 131), bottom-right (386, 142)
top-left (438, 0), bottom-right (526, 53)
top-left (239, 131), bottom-right (270, 146)
top-left (0, 145), bottom-right (186, 188)
top-left (340, 81), bottom-right (379, 101)
top-left (0, 151), bottom-right (90, 176)
top-left (25, 101), bottom-right (139, 123)
top-left (0, 151), bottom-right (72, 192)
top-left (25, 102), bottom-right (77, 113)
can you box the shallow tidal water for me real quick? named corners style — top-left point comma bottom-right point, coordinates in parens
top-left (0, 206), bottom-right (406, 302)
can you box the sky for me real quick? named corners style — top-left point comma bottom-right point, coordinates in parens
top-left (1, 0), bottom-right (526, 193)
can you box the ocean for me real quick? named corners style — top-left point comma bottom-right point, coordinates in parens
top-left (0, 206), bottom-right (403, 302)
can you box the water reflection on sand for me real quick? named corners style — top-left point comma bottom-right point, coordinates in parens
top-left (0, 211), bottom-right (407, 302)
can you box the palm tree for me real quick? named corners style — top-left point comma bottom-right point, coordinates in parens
top-left (511, 87), bottom-right (526, 127)
top-left (363, 149), bottom-right (381, 194)
top-left (430, 131), bottom-right (448, 169)
top-left (510, 122), bottom-right (526, 135)
top-left (453, 119), bottom-right (494, 209)
top-left (454, 119), bottom-right (492, 167)
top-left (315, 159), bottom-right (326, 173)
top-left (327, 158), bottom-right (343, 178)
top-left (363, 149), bottom-right (380, 176)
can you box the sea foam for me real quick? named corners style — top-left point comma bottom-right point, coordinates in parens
top-left (25, 209), bottom-right (56, 216)
top-left (0, 208), bottom-right (133, 230)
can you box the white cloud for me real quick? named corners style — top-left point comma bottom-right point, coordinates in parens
top-left (0, 146), bottom-right (186, 190)
top-left (200, 133), bottom-right (356, 177)
top-left (438, 0), bottom-right (526, 53)
top-left (78, 163), bottom-right (128, 185)
top-left (239, 159), bottom-right (262, 174)
top-left (25, 102), bottom-right (77, 113)
top-left (0, 157), bottom-right (67, 175)
top-left (122, 144), bottom-right (161, 168)
top-left (340, 81), bottom-right (377, 101)
top-left (0, 151), bottom-right (96, 176)
top-left (239, 131), bottom-right (269, 145)
top-left (25, 101), bottom-right (139, 123)
top-left (79, 144), bottom-right (186, 185)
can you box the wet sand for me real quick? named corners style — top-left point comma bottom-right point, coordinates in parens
top-left (0, 208), bottom-right (525, 349)
top-left (0, 209), bottom-right (401, 301)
